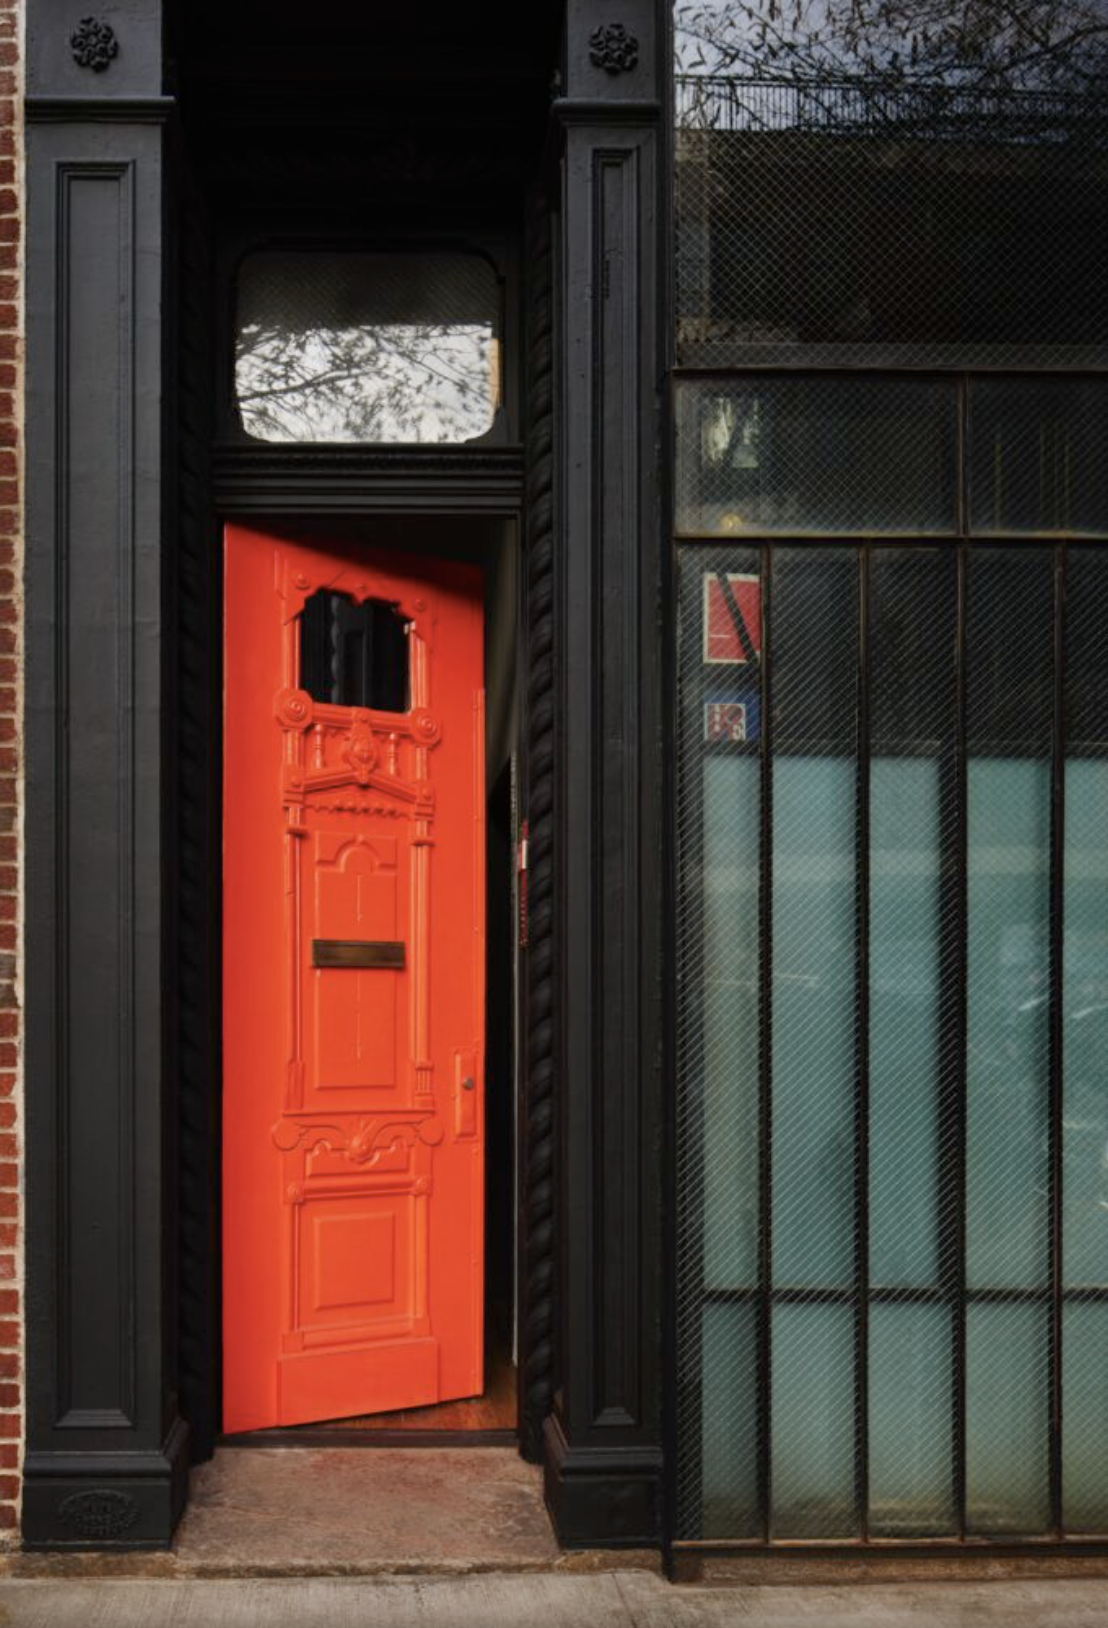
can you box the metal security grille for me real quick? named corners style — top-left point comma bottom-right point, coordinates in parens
top-left (675, 537), bottom-right (1108, 1542)
top-left (674, 3), bottom-right (1108, 367)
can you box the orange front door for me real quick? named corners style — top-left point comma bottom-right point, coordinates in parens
top-left (223, 525), bottom-right (485, 1432)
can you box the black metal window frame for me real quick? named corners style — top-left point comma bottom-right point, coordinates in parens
top-left (667, 363), bottom-right (1108, 1555)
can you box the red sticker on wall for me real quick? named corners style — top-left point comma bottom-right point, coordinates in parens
top-left (703, 572), bottom-right (762, 665)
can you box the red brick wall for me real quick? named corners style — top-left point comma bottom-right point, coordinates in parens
top-left (0, 0), bottom-right (21, 1548)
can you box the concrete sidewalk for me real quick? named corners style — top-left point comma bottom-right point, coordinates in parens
top-left (6, 1572), bottom-right (1108, 1626)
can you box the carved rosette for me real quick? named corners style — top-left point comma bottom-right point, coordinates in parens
top-left (588, 22), bottom-right (639, 74)
top-left (71, 17), bottom-right (119, 71)
top-left (275, 687), bottom-right (314, 731)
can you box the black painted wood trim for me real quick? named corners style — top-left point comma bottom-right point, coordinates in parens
top-left (543, 0), bottom-right (666, 1549)
top-left (519, 188), bottom-right (559, 1463)
top-left (25, 98), bottom-right (177, 124)
top-left (170, 141), bottom-right (223, 1467)
top-left (23, 117), bottom-right (188, 1549)
top-left (214, 445), bottom-right (524, 515)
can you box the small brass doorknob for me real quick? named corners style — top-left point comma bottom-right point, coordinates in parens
top-left (462, 1076), bottom-right (476, 1091)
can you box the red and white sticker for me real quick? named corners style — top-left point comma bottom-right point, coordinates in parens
top-left (703, 572), bottom-right (762, 665)
top-left (704, 701), bottom-right (750, 743)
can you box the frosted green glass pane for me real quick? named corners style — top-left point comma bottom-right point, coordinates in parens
top-left (966, 759), bottom-right (1051, 1289)
top-left (702, 757), bottom-right (762, 1290)
top-left (966, 1304), bottom-right (1051, 1534)
top-left (1063, 760), bottom-right (1108, 1288)
top-left (772, 1303), bottom-right (855, 1537)
top-left (870, 760), bottom-right (942, 1287)
top-left (701, 1302), bottom-right (760, 1538)
top-left (772, 758), bottom-right (856, 1287)
top-left (869, 1305), bottom-right (955, 1537)
top-left (1064, 1302), bottom-right (1108, 1533)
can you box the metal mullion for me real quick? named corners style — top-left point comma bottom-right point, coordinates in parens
top-left (949, 542), bottom-right (970, 1540)
top-left (757, 542), bottom-right (774, 1543)
top-left (675, 551), bottom-right (709, 1539)
top-left (854, 545), bottom-right (872, 1541)
top-left (1049, 542), bottom-right (1068, 1536)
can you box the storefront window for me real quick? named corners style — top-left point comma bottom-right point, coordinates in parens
top-left (676, 539), bottom-right (1108, 1540)
top-left (672, 0), bottom-right (1108, 1549)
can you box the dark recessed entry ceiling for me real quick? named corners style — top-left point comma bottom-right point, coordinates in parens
top-left (167, 0), bottom-right (563, 203)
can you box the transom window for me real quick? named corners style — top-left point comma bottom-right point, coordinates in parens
top-left (235, 250), bottom-right (501, 445)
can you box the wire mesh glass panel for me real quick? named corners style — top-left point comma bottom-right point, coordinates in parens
top-left (675, 544), bottom-right (764, 1540)
top-left (674, 4), bottom-right (1108, 368)
top-left (1064, 1303), bottom-right (1108, 1532)
top-left (700, 1301), bottom-right (760, 1537)
top-left (702, 754), bottom-right (762, 1291)
top-left (1061, 550), bottom-right (1108, 1531)
top-left (675, 378), bottom-right (958, 536)
top-left (235, 251), bottom-right (500, 443)
top-left (1064, 551), bottom-right (1108, 1289)
top-left (771, 1303), bottom-right (856, 1537)
top-left (676, 536), bottom-right (1108, 1545)
top-left (965, 1304), bottom-right (1052, 1533)
top-left (869, 1305), bottom-right (955, 1537)
top-left (968, 381), bottom-right (1108, 537)
top-left (964, 551), bottom-right (1053, 1290)
top-left (869, 548), bottom-right (957, 1292)
top-left (771, 550), bottom-right (857, 1290)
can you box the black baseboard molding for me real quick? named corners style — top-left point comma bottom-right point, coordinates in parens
top-left (542, 1413), bottom-right (663, 1549)
top-left (20, 1417), bottom-right (191, 1550)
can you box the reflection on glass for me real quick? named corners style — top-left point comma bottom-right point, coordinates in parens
top-left (701, 1302), bottom-right (759, 1537)
top-left (869, 1305), bottom-right (955, 1537)
top-left (1064, 1303), bottom-right (1108, 1532)
top-left (1063, 759), bottom-right (1108, 1287)
top-left (772, 1304), bottom-right (855, 1537)
top-left (965, 549), bottom-right (1053, 1290)
top-left (772, 758), bottom-right (856, 1287)
top-left (235, 251), bottom-right (500, 444)
top-left (966, 1304), bottom-right (1051, 1533)
top-left (675, 378), bottom-right (957, 535)
top-left (771, 550), bottom-right (857, 1289)
top-left (677, 534), bottom-right (1108, 1544)
top-left (966, 760), bottom-right (1051, 1288)
top-left (702, 757), bottom-right (761, 1290)
top-left (870, 760), bottom-right (943, 1287)
top-left (674, 2), bottom-right (1108, 363)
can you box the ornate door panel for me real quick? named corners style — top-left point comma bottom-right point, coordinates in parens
top-left (223, 525), bottom-right (485, 1431)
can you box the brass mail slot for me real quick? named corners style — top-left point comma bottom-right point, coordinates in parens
top-left (312, 939), bottom-right (406, 970)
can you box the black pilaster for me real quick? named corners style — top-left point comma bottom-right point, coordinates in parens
top-left (542, 0), bottom-right (666, 1546)
top-left (23, 0), bottom-right (188, 1548)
